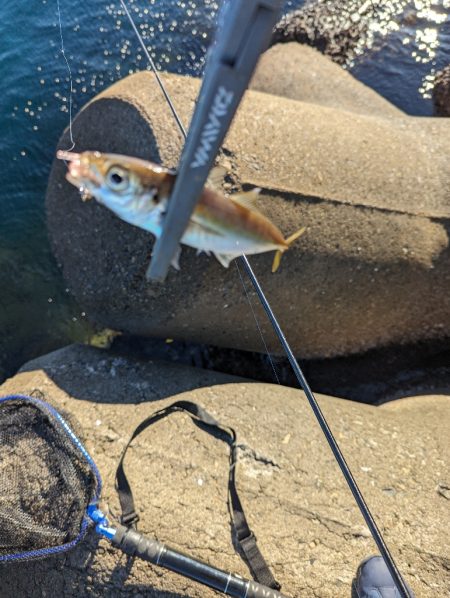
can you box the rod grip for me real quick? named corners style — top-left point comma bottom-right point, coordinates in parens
top-left (112, 524), bottom-right (163, 563)
top-left (111, 525), bottom-right (288, 598)
top-left (245, 580), bottom-right (288, 598)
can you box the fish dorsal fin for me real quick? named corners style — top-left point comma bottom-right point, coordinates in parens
top-left (207, 165), bottom-right (228, 190)
top-left (231, 188), bottom-right (262, 213)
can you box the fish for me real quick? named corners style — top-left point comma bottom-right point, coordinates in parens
top-left (57, 150), bottom-right (305, 272)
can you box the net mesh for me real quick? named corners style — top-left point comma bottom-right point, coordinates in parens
top-left (0, 398), bottom-right (97, 560)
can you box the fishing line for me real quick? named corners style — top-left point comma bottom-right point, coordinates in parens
top-left (110, 4), bottom-right (412, 597)
top-left (235, 260), bottom-right (281, 386)
top-left (56, 0), bottom-right (75, 151)
top-left (119, 0), bottom-right (187, 140)
top-left (117, 0), bottom-right (278, 372)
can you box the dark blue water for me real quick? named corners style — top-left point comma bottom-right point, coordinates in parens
top-left (0, 0), bottom-right (449, 381)
top-left (351, 1), bottom-right (450, 115)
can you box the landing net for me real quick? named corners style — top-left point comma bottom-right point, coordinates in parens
top-left (0, 395), bottom-right (99, 562)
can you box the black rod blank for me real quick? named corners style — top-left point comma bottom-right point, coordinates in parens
top-left (239, 256), bottom-right (412, 598)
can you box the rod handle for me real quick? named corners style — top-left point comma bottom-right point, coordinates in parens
top-left (111, 525), bottom-right (288, 598)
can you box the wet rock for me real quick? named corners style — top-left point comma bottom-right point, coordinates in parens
top-left (271, 1), bottom-right (428, 68)
top-left (250, 43), bottom-right (403, 118)
top-left (433, 65), bottom-right (450, 117)
top-left (46, 70), bottom-right (450, 359)
top-left (1, 344), bottom-right (449, 596)
top-left (271, 0), bottom-right (379, 65)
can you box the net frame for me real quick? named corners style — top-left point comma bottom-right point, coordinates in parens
top-left (0, 394), bottom-right (102, 563)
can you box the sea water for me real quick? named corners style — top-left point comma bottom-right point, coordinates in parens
top-left (0, 0), bottom-right (449, 381)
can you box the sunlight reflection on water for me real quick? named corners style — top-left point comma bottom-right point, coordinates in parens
top-left (345, 0), bottom-right (449, 111)
top-left (0, 0), bottom-right (449, 381)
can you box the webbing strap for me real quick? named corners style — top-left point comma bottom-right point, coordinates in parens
top-left (115, 400), bottom-right (280, 590)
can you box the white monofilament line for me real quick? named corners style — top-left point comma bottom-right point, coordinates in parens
top-left (56, 0), bottom-right (75, 151)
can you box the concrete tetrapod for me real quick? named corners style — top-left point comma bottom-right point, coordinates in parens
top-left (46, 64), bottom-right (450, 359)
top-left (0, 344), bottom-right (448, 596)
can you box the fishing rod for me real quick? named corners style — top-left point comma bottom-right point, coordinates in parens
top-left (119, 0), bottom-right (412, 596)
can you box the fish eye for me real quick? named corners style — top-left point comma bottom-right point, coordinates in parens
top-left (106, 166), bottom-right (129, 191)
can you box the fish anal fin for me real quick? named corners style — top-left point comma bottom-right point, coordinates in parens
top-left (231, 188), bottom-right (262, 213)
top-left (171, 245), bottom-right (182, 271)
top-left (214, 253), bottom-right (235, 268)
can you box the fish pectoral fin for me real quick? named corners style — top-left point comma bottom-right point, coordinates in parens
top-left (214, 253), bottom-right (236, 268)
top-left (272, 227), bottom-right (306, 273)
top-left (231, 188), bottom-right (262, 213)
top-left (207, 165), bottom-right (228, 190)
top-left (171, 245), bottom-right (182, 271)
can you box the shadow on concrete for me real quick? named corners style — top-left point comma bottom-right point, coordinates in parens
top-left (19, 333), bottom-right (450, 408)
top-left (19, 343), bottom-right (247, 406)
top-left (0, 528), bottom-right (191, 598)
top-left (108, 334), bottom-right (450, 405)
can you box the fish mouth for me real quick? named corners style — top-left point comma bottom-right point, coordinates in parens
top-left (56, 150), bottom-right (101, 199)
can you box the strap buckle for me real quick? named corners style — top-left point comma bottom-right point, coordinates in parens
top-left (239, 530), bottom-right (257, 548)
top-left (120, 511), bottom-right (140, 528)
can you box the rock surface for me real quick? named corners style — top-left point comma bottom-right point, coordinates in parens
top-left (46, 58), bottom-right (450, 359)
top-left (271, 0), bottom-right (417, 67)
top-left (271, 0), bottom-right (380, 65)
top-left (433, 65), bottom-right (450, 117)
top-left (0, 344), bottom-right (449, 597)
top-left (250, 43), bottom-right (402, 118)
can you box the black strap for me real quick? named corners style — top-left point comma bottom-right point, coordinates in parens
top-left (115, 400), bottom-right (281, 591)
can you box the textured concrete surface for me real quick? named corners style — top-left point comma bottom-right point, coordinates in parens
top-left (250, 44), bottom-right (403, 118)
top-left (46, 63), bottom-right (450, 359)
top-left (0, 344), bottom-right (449, 597)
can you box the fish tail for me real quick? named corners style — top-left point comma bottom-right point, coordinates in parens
top-left (272, 226), bottom-right (306, 273)
top-left (285, 227), bottom-right (306, 246)
top-left (271, 250), bottom-right (283, 273)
